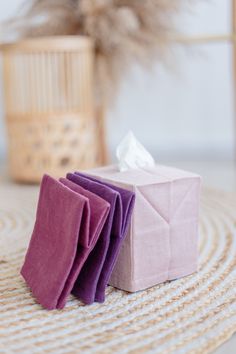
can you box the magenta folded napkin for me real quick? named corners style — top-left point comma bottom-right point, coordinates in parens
top-left (69, 172), bottom-right (135, 303)
top-left (21, 174), bottom-right (110, 310)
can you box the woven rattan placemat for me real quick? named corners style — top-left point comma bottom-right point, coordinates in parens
top-left (0, 183), bottom-right (236, 353)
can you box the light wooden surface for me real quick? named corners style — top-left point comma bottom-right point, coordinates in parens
top-left (162, 159), bottom-right (236, 193)
top-left (1, 158), bottom-right (236, 191)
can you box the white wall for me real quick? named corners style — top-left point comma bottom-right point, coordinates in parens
top-left (107, 0), bottom-right (235, 159)
top-left (0, 0), bottom-right (234, 161)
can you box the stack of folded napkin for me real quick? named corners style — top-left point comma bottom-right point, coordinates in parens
top-left (21, 173), bottom-right (135, 310)
top-left (21, 134), bottom-right (201, 311)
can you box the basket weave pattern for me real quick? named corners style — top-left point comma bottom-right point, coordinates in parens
top-left (2, 37), bottom-right (104, 182)
top-left (0, 186), bottom-right (235, 353)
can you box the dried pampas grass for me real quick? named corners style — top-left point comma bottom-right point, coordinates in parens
top-left (8, 0), bottom-right (187, 103)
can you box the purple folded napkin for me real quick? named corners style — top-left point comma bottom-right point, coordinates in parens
top-left (66, 173), bottom-right (121, 304)
top-left (21, 174), bottom-right (110, 310)
top-left (67, 172), bottom-right (135, 303)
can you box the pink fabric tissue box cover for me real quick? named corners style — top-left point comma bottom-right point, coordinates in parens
top-left (87, 164), bottom-right (201, 292)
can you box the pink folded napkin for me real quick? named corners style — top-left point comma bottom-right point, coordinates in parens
top-left (21, 174), bottom-right (110, 310)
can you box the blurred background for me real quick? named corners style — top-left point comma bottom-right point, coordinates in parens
top-left (0, 2), bottom-right (235, 351)
top-left (0, 0), bottom-right (235, 190)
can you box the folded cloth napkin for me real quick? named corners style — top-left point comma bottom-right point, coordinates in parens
top-left (66, 173), bottom-right (121, 304)
top-left (68, 172), bottom-right (135, 303)
top-left (21, 174), bottom-right (110, 310)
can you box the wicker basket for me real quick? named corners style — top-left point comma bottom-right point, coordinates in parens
top-left (1, 36), bottom-right (107, 183)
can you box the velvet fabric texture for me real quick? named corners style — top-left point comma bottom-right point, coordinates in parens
top-left (66, 172), bottom-right (135, 303)
top-left (21, 175), bottom-right (110, 310)
top-left (84, 164), bottom-right (201, 292)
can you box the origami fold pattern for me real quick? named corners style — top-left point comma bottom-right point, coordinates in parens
top-left (85, 164), bottom-right (201, 292)
top-left (21, 175), bottom-right (110, 309)
top-left (67, 172), bottom-right (135, 303)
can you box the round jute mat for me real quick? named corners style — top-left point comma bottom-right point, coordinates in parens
top-left (0, 184), bottom-right (236, 354)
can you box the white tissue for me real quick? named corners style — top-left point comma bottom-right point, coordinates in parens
top-left (116, 131), bottom-right (155, 172)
